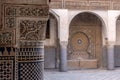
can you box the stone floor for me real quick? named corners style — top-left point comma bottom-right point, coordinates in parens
top-left (44, 69), bottom-right (120, 80)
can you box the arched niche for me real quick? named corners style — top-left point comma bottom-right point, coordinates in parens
top-left (67, 12), bottom-right (106, 69)
top-left (44, 12), bottom-right (59, 69)
top-left (115, 16), bottom-right (120, 67)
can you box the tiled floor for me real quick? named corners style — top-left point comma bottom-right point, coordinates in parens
top-left (44, 69), bottom-right (120, 80)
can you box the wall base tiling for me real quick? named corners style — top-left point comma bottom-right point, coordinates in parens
top-left (18, 62), bottom-right (44, 80)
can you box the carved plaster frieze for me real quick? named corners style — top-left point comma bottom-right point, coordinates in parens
top-left (18, 19), bottom-right (47, 40)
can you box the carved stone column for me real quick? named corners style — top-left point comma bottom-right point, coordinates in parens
top-left (107, 44), bottom-right (115, 70)
top-left (16, 8), bottom-right (48, 80)
top-left (59, 41), bottom-right (68, 72)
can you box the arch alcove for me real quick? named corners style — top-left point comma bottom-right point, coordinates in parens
top-left (115, 16), bottom-right (120, 67)
top-left (67, 12), bottom-right (104, 69)
top-left (44, 13), bottom-right (59, 69)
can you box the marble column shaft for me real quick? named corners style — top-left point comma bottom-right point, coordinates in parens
top-left (107, 45), bottom-right (115, 70)
top-left (59, 41), bottom-right (67, 72)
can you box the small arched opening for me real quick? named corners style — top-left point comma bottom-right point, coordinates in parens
top-left (115, 16), bottom-right (120, 67)
top-left (44, 13), bottom-right (59, 69)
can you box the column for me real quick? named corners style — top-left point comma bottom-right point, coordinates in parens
top-left (0, 1), bottom-right (49, 80)
top-left (107, 44), bottom-right (115, 70)
top-left (59, 41), bottom-right (68, 72)
top-left (53, 9), bottom-right (69, 71)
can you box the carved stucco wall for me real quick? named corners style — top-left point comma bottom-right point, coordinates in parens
top-left (0, 0), bottom-right (49, 80)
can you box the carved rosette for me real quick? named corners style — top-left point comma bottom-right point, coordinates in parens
top-left (0, 31), bottom-right (15, 46)
top-left (5, 6), bottom-right (17, 16)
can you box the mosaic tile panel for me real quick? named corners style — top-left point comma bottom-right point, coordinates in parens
top-left (17, 47), bottom-right (44, 61)
top-left (18, 62), bottom-right (43, 80)
top-left (0, 57), bottom-right (15, 80)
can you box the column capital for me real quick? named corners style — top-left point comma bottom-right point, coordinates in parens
top-left (60, 41), bottom-right (68, 47)
top-left (106, 41), bottom-right (115, 46)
